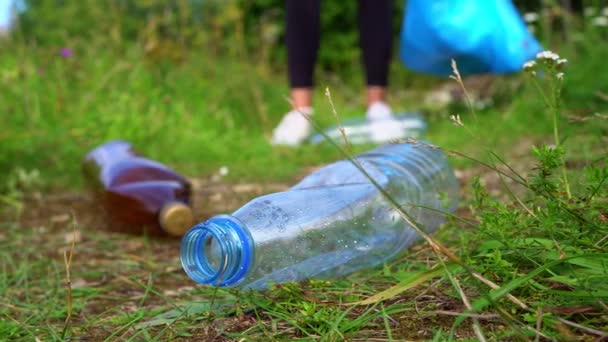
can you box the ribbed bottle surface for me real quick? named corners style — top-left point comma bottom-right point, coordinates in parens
top-left (181, 142), bottom-right (458, 289)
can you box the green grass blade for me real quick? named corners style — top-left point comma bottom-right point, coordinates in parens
top-left (351, 265), bottom-right (456, 305)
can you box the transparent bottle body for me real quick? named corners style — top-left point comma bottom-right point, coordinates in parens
top-left (181, 142), bottom-right (458, 289)
top-left (308, 112), bottom-right (427, 144)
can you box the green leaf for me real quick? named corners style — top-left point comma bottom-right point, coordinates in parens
top-left (476, 239), bottom-right (504, 252)
top-left (563, 255), bottom-right (608, 273)
top-left (134, 296), bottom-right (239, 329)
top-left (351, 264), bottom-right (458, 305)
top-left (453, 254), bottom-right (608, 329)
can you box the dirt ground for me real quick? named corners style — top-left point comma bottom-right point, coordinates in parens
top-left (5, 144), bottom-right (542, 340)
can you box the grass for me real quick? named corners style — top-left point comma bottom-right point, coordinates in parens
top-left (1, 2), bottom-right (608, 341)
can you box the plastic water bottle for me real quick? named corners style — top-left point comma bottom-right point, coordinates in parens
top-left (83, 140), bottom-right (194, 237)
top-left (308, 112), bottom-right (427, 145)
top-left (180, 141), bottom-right (458, 289)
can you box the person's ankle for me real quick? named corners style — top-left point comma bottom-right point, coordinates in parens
top-left (290, 106), bottom-right (314, 117)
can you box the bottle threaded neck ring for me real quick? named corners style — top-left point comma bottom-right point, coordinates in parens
top-left (180, 215), bottom-right (253, 287)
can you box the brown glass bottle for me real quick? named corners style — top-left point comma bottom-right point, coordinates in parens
top-left (83, 140), bottom-right (194, 237)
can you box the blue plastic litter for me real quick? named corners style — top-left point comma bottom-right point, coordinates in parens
top-left (180, 141), bottom-right (459, 290)
top-left (0, 0), bottom-right (26, 32)
top-left (400, 0), bottom-right (543, 76)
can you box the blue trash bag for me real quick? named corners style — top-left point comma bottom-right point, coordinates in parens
top-left (0, 0), bottom-right (26, 33)
top-left (400, 0), bottom-right (543, 76)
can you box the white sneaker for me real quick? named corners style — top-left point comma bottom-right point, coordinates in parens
top-left (271, 107), bottom-right (313, 146)
top-left (366, 101), bottom-right (393, 121)
top-left (365, 102), bottom-right (403, 142)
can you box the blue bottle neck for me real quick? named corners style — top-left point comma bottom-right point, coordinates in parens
top-left (180, 215), bottom-right (254, 287)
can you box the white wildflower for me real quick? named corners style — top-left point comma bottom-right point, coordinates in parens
top-left (592, 16), bottom-right (608, 27)
top-left (523, 12), bottom-right (539, 23)
top-left (219, 166), bottom-right (229, 176)
top-left (602, 6), bottom-right (608, 17)
top-left (450, 114), bottom-right (464, 127)
top-left (536, 50), bottom-right (560, 61)
top-left (556, 72), bottom-right (564, 81)
top-left (523, 60), bottom-right (537, 71)
top-left (584, 7), bottom-right (596, 17)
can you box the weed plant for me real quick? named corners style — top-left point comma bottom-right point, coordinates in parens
top-left (0, 1), bottom-right (607, 340)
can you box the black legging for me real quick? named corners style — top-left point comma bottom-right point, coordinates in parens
top-left (286, 0), bottom-right (393, 89)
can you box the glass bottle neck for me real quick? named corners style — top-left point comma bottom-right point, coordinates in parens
top-left (159, 202), bottom-right (194, 236)
top-left (180, 215), bottom-right (254, 287)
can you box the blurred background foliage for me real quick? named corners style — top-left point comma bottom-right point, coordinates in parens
top-left (13, 0), bottom-right (608, 108)
top-left (2, 0), bottom-right (607, 186)
top-left (12, 1), bottom-right (593, 56)
top-left (17, 0), bottom-right (406, 73)
top-left (13, 1), bottom-right (604, 77)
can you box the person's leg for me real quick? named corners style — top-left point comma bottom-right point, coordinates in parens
top-left (287, 0), bottom-right (320, 108)
top-left (358, 0), bottom-right (393, 119)
top-left (290, 88), bottom-right (314, 112)
top-left (272, 0), bottom-right (321, 145)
